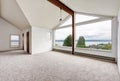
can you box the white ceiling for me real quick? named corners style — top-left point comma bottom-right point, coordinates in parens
top-left (16, 0), bottom-right (68, 29)
top-left (60, 0), bottom-right (120, 16)
top-left (0, 0), bottom-right (30, 30)
top-left (0, 0), bottom-right (120, 30)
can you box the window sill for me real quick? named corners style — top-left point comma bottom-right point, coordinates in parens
top-left (54, 46), bottom-right (113, 58)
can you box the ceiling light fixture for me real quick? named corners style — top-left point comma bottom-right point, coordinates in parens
top-left (59, 8), bottom-right (62, 22)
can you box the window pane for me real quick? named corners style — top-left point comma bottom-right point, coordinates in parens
top-left (59, 17), bottom-right (72, 27)
top-left (75, 14), bottom-right (98, 23)
top-left (11, 42), bottom-right (19, 47)
top-left (75, 20), bottom-right (112, 50)
top-left (55, 27), bottom-right (72, 47)
top-left (11, 35), bottom-right (20, 47)
top-left (11, 35), bottom-right (19, 40)
top-left (59, 14), bottom-right (98, 27)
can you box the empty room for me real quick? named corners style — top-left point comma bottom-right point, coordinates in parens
top-left (0, 0), bottom-right (120, 81)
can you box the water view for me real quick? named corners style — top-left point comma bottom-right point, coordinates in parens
top-left (55, 40), bottom-right (111, 46)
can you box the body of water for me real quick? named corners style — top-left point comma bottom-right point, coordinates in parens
top-left (55, 40), bottom-right (111, 46)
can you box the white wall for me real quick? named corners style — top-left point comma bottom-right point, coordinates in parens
top-left (0, 18), bottom-right (22, 51)
top-left (118, 9), bottom-right (120, 73)
top-left (31, 27), bottom-right (52, 54)
top-left (1, 0), bottom-right (30, 30)
top-left (112, 17), bottom-right (118, 59)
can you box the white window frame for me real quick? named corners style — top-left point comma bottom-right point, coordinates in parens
top-left (10, 34), bottom-right (20, 48)
top-left (53, 12), bottom-right (113, 50)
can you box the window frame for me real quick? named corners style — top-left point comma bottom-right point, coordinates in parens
top-left (10, 34), bottom-right (20, 48)
top-left (53, 12), bottom-right (113, 51)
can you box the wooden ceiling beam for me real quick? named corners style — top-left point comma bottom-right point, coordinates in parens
top-left (48, 0), bottom-right (75, 54)
top-left (48, 0), bottom-right (74, 15)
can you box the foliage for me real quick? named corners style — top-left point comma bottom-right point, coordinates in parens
top-left (87, 43), bottom-right (112, 50)
top-left (101, 43), bottom-right (111, 50)
top-left (63, 35), bottom-right (72, 46)
top-left (76, 36), bottom-right (86, 48)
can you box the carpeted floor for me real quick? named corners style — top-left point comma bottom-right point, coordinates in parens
top-left (0, 50), bottom-right (120, 81)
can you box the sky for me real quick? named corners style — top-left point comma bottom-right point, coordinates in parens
top-left (55, 18), bottom-right (111, 40)
top-left (11, 35), bottom-right (19, 40)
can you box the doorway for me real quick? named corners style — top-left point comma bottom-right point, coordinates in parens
top-left (22, 33), bottom-right (24, 50)
top-left (26, 32), bottom-right (29, 53)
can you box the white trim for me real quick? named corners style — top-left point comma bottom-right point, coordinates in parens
top-left (54, 12), bottom-right (113, 30)
top-left (75, 11), bottom-right (113, 18)
top-left (54, 17), bottom-right (112, 30)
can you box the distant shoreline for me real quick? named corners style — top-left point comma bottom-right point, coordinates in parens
top-left (55, 40), bottom-right (111, 42)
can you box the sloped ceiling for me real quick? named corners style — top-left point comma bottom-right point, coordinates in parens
top-left (16, 0), bottom-right (68, 29)
top-left (0, 0), bottom-right (119, 30)
top-left (0, 0), bottom-right (30, 30)
top-left (60, 0), bottom-right (120, 16)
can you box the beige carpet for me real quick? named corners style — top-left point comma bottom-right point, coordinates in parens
top-left (0, 50), bottom-right (120, 81)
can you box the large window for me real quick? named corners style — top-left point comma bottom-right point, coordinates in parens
top-left (75, 20), bottom-right (112, 50)
top-left (10, 35), bottom-right (20, 48)
top-left (54, 13), bottom-right (112, 51)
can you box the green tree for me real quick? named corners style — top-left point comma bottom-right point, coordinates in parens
top-left (63, 35), bottom-right (72, 46)
top-left (76, 36), bottom-right (86, 48)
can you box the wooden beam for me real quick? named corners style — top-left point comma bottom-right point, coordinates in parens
top-left (48, 0), bottom-right (74, 15)
top-left (48, 0), bottom-right (75, 54)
